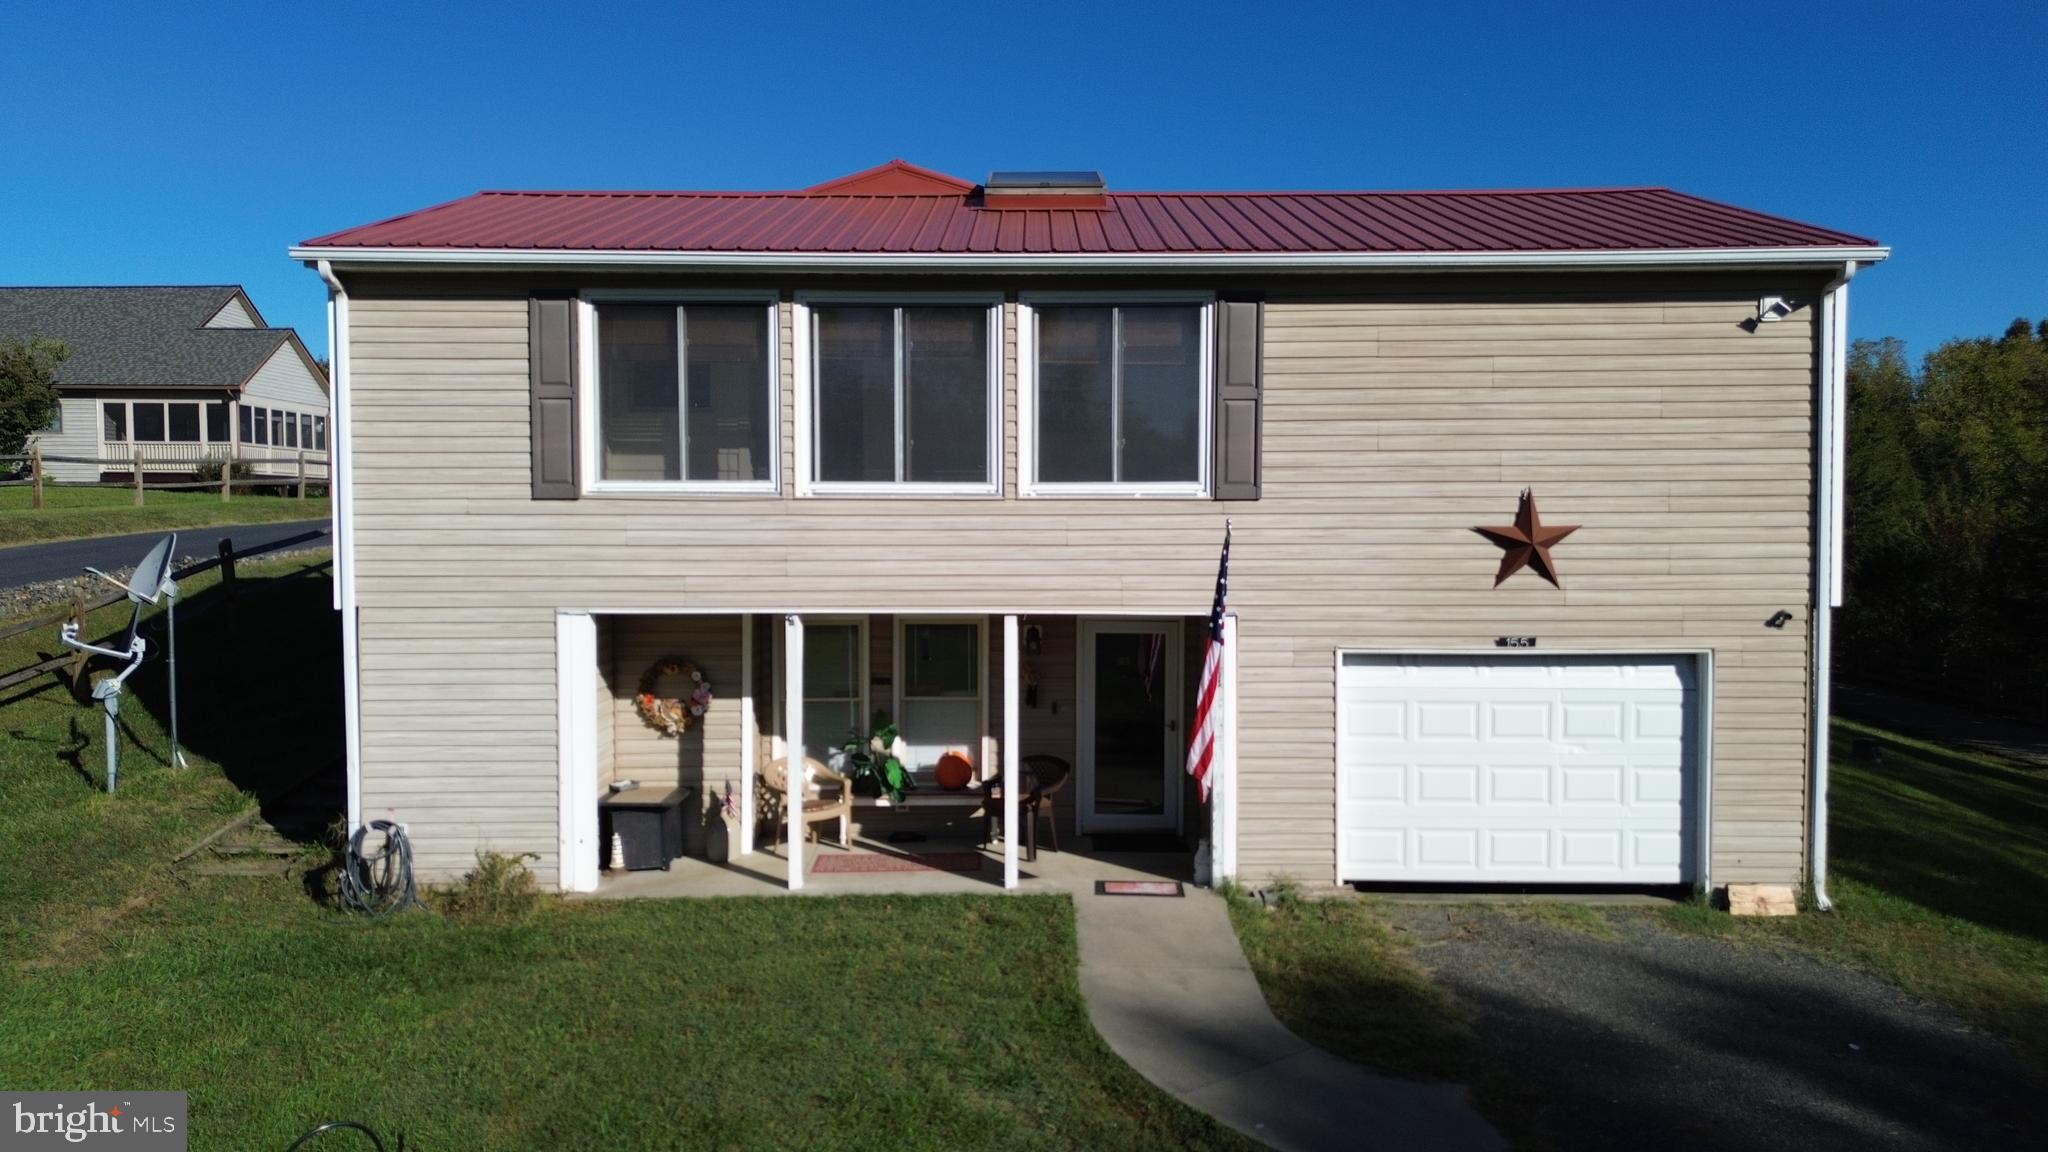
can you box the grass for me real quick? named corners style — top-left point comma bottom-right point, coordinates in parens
top-left (0, 484), bottom-right (327, 547)
top-left (1658, 717), bottom-right (2048, 1068)
top-left (0, 560), bottom-right (1251, 1152)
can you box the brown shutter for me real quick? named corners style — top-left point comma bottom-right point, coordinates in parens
top-left (529, 293), bottom-right (579, 500)
top-left (1213, 298), bottom-right (1262, 500)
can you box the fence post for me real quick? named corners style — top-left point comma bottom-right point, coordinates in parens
top-left (132, 450), bottom-right (144, 507)
top-left (221, 448), bottom-right (233, 503)
top-left (67, 588), bottom-right (89, 689)
top-left (30, 444), bottom-right (43, 510)
top-left (296, 450), bottom-right (307, 500)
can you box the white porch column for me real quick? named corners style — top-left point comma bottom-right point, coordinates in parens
top-left (739, 613), bottom-right (755, 856)
top-left (555, 611), bottom-right (600, 893)
top-left (1215, 613), bottom-right (1240, 882)
top-left (783, 613), bottom-right (805, 890)
top-left (1003, 614), bottom-right (1021, 890)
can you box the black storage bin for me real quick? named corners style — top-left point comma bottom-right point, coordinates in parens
top-left (600, 786), bottom-right (691, 871)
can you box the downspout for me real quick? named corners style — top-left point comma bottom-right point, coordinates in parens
top-left (314, 259), bottom-right (363, 832)
top-left (1810, 260), bottom-right (1857, 911)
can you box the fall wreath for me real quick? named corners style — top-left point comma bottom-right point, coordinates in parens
top-left (635, 657), bottom-right (713, 736)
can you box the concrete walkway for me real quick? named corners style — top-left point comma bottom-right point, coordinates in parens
top-left (1073, 886), bottom-right (1504, 1152)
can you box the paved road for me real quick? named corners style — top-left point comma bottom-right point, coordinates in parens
top-left (1380, 904), bottom-right (2040, 1151)
top-left (0, 519), bottom-right (330, 588)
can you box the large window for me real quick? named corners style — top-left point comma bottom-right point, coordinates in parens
top-left (797, 620), bottom-right (866, 767)
top-left (591, 300), bottom-right (775, 488)
top-left (896, 619), bottom-right (984, 786)
top-left (167, 402), bottom-right (201, 443)
top-left (1027, 301), bottom-right (1208, 494)
top-left (206, 402), bottom-right (228, 444)
top-left (133, 403), bottom-right (166, 442)
top-left (103, 403), bottom-right (126, 442)
top-left (803, 301), bottom-right (998, 493)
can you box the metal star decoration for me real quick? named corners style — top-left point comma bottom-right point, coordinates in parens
top-left (1474, 488), bottom-right (1578, 588)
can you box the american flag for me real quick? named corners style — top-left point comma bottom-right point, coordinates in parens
top-left (1185, 521), bottom-right (1230, 803)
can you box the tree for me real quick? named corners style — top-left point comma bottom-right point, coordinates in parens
top-left (0, 337), bottom-right (67, 456)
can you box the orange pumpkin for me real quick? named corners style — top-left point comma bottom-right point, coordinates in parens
top-left (933, 750), bottom-right (975, 791)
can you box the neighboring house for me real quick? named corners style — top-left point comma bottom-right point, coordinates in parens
top-left (0, 286), bottom-right (330, 482)
top-left (290, 160), bottom-right (1886, 898)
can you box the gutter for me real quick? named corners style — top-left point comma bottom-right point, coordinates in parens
top-left (1810, 260), bottom-right (1859, 912)
top-left (313, 259), bottom-right (363, 832)
top-left (286, 243), bottom-right (1891, 274)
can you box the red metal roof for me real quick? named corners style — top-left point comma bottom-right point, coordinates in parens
top-left (301, 163), bottom-right (1876, 254)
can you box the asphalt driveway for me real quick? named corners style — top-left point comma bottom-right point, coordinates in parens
top-left (0, 519), bottom-right (329, 589)
top-left (1379, 904), bottom-right (2041, 1151)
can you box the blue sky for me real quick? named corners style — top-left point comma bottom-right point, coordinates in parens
top-left (2, 1), bottom-right (2040, 359)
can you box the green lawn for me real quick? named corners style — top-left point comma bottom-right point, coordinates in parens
top-left (0, 560), bottom-right (1250, 1152)
top-left (0, 485), bottom-right (327, 546)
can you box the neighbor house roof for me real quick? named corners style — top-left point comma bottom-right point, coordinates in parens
top-left (294, 159), bottom-right (1884, 268)
top-left (0, 286), bottom-right (319, 392)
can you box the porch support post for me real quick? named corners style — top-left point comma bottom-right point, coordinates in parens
top-left (1003, 614), bottom-right (1020, 890)
top-left (783, 613), bottom-right (804, 890)
top-left (555, 611), bottom-right (600, 893)
top-left (1215, 612), bottom-right (1240, 882)
top-left (739, 613), bottom-right (755, 856)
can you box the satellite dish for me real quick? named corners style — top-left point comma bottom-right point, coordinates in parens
top-left (59, 533), bottom-right (186, 790)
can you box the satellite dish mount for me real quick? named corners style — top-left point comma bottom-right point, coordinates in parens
top-left (58, 533), bottom-right (185, 791)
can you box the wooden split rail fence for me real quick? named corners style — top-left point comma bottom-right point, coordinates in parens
top-left (2, 445), bottom-right (331, 507)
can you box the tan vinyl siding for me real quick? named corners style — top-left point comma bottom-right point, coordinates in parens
top-left (346, 281), bottom-right (1819, 887)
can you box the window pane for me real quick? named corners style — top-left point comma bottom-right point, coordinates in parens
top-left (252, 407), bottom-right (268, 445)
top-left (1119, 306), bottom-right (1203, 482)
top-left (803, 701), bottom-right (861, 766)
top-left (1036, 307), bottom-right (1114, 482)
top-left (315, 416), bottom-right (327, 451)
top-left (902, 308), bottom-right (989, 483)
top-left (167, 403), bottom-right (199, 442)
top-left (104, 404), bottom-right (127, 441)
top-left (803, 623), bottom-right (862, 702)
top-left (238, 405), bottom-right (252, 443)
top-left (597, 304), bottom-right (680, 481)
top-left (904, 623), bottom-right (978, 697)
top-left (206, 402), bottom-right (227, 442)
top-left (901, 698), bottom-right (979, 780)
top-left (284, 411), bottom-right (299, 447)
top-left (300, 414), bottom-right (313, 448)
top-left (682, 305), bottom-right (770, 482)
top-left (270, 410), bottom-right (283, 445)
top-left (814, 306), bottom-right (895, 482)
top-left (133, 403), bottom-right (165, 442)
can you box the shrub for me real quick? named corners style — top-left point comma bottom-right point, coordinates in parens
top-left (438, 851), bottom-right (542, 923)
top-left (192, 459), bottom-right (255, 483)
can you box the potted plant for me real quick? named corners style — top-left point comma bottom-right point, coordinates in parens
top-left (840, 719), bottom-right (915, 805)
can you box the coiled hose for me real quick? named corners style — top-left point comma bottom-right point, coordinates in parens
top-left (339, 820), bottom-right (420, 917)
top-left (286, 1120), bottom-right (403, 1150)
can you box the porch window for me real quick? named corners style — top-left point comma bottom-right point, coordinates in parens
top-left (270, 410), bottom-right (284, 445)
top-left (206, 402), bottom-right (228, 443)
top-left (167, 402), bottom-right (201, 443)
top-left (800, 620), bottom-right (866, 766)
top-left (1027, 302), bottom-right (1208, 494)
top-left (805, 302), bottom-right (998, 493)
top-left (103, 403), bottom-right (126, 442)
top-left (133, 403), bottom-right (166, 442)
top-left (897, 619), bottom-right (984, 784)
top-left (592, 301), bottom-right (775, 488)
top-left (283, 411), bottom-right (298, 448)
top-left (314, 415), bottom-right (327, 451)
top-left (299, 413), bottom-right (313, 449)
top-left (250, 407), bottom-right (268, 446)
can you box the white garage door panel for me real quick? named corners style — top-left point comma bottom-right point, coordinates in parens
top-left (1339, 655), bottom-right (1697, 884)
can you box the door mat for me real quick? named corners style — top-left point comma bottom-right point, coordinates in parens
top-left (812, 851), bottom-right (987, 874)
top-left (1095, 880), bottom-right (1185, 897)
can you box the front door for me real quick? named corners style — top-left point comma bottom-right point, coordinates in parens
top-left (1078, 619), bottom-right (1184, 833)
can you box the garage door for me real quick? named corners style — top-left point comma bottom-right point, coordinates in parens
top-left (1337, 654), bottom-right (1698, 884)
